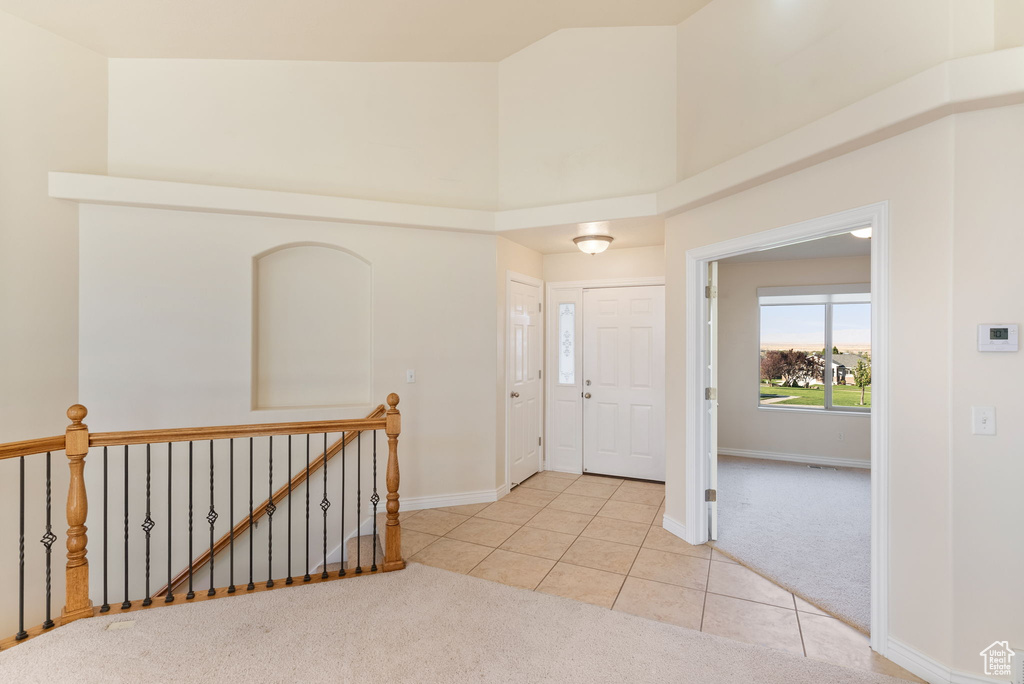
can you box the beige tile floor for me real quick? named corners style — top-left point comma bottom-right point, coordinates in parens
top-left (394, 471), bottom-right (922, 682)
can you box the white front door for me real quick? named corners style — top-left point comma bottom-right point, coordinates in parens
top-left (508, 278), bottom-right (543, 486)
top-left (582, 286), bottom-right (666, 481)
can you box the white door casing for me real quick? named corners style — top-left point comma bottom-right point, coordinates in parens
top-left (582, 286), bottom-right (666, 481)
top-left (706, 262), bottom-right (719, 540)
top-left (508, 276), bottom-right (543, 486)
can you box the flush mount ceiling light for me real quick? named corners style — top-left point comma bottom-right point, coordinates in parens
top-left (573, 234), bottom-right (614, 255)
top-left (851, 227), bottom-right (873, 239)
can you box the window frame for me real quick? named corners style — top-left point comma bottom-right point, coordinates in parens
top-left (757, 284), bottom-right (871, 414)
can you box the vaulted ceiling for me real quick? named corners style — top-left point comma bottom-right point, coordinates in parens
top-left (0, 0), bottom-right (711, 62)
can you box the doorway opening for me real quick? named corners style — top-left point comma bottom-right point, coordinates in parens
top-left (684, 202), bottom-right (889, 653)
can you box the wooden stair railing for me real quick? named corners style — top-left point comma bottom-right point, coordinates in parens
top-left (0, 393), bottom-right (405, 651)
top-left (154, 404), bottom-right (387, 598)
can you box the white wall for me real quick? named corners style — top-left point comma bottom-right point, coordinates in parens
top-left (107, 59), bottom-right (499, 210)
top-left (717, 256), bottom-right (871, 464)
top-left (948, 102), bottom-right (1024, 674)
top-left (666, 119), bottom-right (956, 670)
top-left (543, 245), bottom-right (665, 283)
top-left (79, 204), bottom-right (498, 503)
top-left (674, 0), bottom-right (985, 179)
top-left (0, 9), bottom-right (107, 637)
top-left (499, 27), bottom-right (677, 209)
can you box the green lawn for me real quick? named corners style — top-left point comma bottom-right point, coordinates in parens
top-left (759, 382), bottom-right (871, 407)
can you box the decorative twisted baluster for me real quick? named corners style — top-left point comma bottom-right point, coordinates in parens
top-left (266, 436), bottom-right (275, 588)
top-left (141, 444), bottom-right (154, 606)
top-left (320, 433), bottom-right (330, 580)
top-left (16, 456), bottom-right (27, 640)
top-left (41, 451), bottom-right (57, 628)
top-left (208, 439), bottom-right (217, 597)
top-left (371, 431), bottom-right (379, 572)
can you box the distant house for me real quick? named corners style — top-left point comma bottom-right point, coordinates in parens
top-left (805, 353), bottom-right (869, 386)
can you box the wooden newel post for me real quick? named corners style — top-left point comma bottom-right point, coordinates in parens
top-left (62, 404), bottom-right (94, 623)
top-left (383, 393), bottom-right (405, 572)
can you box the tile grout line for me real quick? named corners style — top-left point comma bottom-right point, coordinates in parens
top-left (609, 518), bottom-right (654, 610)
top-left (794, 593), bottom-right (808, 658)
top-left (699, 554), bottom-right (713, 632)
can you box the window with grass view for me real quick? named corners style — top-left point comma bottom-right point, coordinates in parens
top-left (758, 285), bottom-right (871, 411)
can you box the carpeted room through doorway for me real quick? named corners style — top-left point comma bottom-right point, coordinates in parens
top-left (713, 455), bottom-right (871, 633)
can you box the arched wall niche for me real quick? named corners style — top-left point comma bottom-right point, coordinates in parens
top-left (253, 242), bottom-right (372, 409)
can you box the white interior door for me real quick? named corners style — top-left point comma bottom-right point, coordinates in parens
top-left (582, 286), bottom-right (666, 481)
top-left (508, 278), bottom-right (543, 486)
top-left (707, 262), bottom-right (719, 540)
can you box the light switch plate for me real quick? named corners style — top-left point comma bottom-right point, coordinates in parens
top-left (972, 406), bottom-right (996, 436)
top-left (406, 369), bottom-right (416, 383)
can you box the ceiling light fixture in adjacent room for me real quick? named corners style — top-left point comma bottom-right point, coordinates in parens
top-left (851, 227), bottom-right (873, 239)
top-left (573, 234), bottom-right (614, 255)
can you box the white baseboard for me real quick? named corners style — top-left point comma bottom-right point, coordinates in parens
top-left (886, 637), bottom-right (1002, 684)
top-left (661, 513), bottom-right (689, 543)
top-left (399, 487), bottom-right (502, 512)
top-left (718, 447), bottom-right (870, 470)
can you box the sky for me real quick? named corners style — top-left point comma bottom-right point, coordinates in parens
top-left (760, 303), bottom-right (871, 349)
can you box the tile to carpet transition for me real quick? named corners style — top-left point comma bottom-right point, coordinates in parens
top-left (613, 576), bottom-right (705, 630)
top-left (536, 562), bottom-right (626, 608)
top-left (469, 549), bottom-right (555, 590)
top-left (701, 593), bottom-right (804, 657)
top-left (798, 613), bottom-right (923, 681)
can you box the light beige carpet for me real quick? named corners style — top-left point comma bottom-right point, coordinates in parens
top-left (0, 563), bottom-right (902, 683)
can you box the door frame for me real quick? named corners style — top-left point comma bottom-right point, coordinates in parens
top-left (683, 201), bottom-right (889, 653)
top-left (505, 270), bottom-right (545, 491)
top-left (544, 276), bottom-right (666, 475)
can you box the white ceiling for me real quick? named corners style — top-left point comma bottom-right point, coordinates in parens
top-left (720, 232), bottom-right (872, 264)
top-left (500, 216), bottom-right (665, 255)
top-left (0, 0), bottom-right (711, 62)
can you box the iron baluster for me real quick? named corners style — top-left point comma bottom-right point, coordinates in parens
top-left (42, 451), bottom-right (57, 628)
top-left (121, 445), bottom-right (131, 610)
top-left (356, 431), bottom-right (361, 573)
top-left (266, 436), bottom-right (275, 588)
top-left (321, 432), bottom-right (329, 579)
top-left (101, 446), bottom-right (110, 612)
top-left (16, 456), bottom-right (27, 640)
top-left (371, 430), bottom-right (379, 571)
top-left (141, 444), bottom-right (154, 606)
top-left (286, 435), bottom-right (293, 585)
top-left (304, 433), bottom-right (310, 583)
top-left (187, 441), bottom-right (195, 600)
top-left (166, 443), bottom-right (174, 603)
top-left (228, 439), bottom-right (235, 593)
top-left (208, 440), bottom-right (217, 597)
top-left (339, 433), bottom-right (345, 577)
top-left (247, 437), bottom-right (254, 591)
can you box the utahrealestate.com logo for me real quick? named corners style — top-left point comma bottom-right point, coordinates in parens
top-left (979, 641), bottom-right (1015, 677)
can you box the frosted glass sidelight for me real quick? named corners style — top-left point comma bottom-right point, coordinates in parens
top-left (558, 303), bottom-right (575, 384)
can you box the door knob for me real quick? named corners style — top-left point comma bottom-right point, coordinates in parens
top-left (584, 393), bottom-right (592, 399)
top-left (511, 392), bottom-right (520, 398)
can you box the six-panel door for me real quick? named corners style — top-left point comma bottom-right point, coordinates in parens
top-left (582, 286), bottom-right (666, 481)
